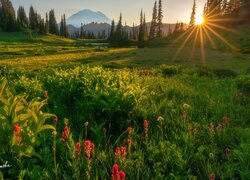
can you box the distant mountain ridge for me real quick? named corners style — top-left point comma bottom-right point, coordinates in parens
top-left (67, 9), bottom-right (111, 28)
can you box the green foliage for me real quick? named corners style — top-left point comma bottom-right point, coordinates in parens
top-left (236, 75), bottom-right (250, 94)
top-left (160, 64), bottom-right (181, 76)
top-left (0, 77), bottom-right (56, 178)
top-left (213, 68), bottom-right (239, 78)
top-left (0, 65), bottom-right (249, 179)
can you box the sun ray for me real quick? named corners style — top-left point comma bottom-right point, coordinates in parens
top-left (202, 26), bottom-right (218, 50)
top-left (205, 22), bottom-right (237, 33)
top-left (191, 27), bottom-right (200, 60)
top-left (205, 25), bottom-right (238, 51)
top-left (173, 26), bottom-right (195, 44)
top-left (174, 26), bottom-right (197, 59)
top-left (199, 26), bottom-right (205, 65)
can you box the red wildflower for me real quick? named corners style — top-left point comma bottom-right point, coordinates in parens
top-left (210, 172), bottom-right (215, 180)
top-left (225, 147), bottom-right (230, 157)
top-left (222, 116), bottom-right (228, 126)
top-left (144, 120), bottom-right (148, 129)
top-left (111, 164), bottom-right (126, 180)
top-left (14, 123), bottom-right (21, 136)
top-left (119, 170), bottom-right (126, 180)
top-left (112, 164), bottom-right (119, 174)
top-left (54, 116), bottom-right (58, 124)
top-left (62, 126), bottom-right (70, 141)
top-left (75, 142), bottom-right (81, 156)
top-left (127, 138), bottom-right (132, 145)
top-left (216, 123), bottom-right (222, 133)
top-left (121, 146), bottom-right (127, 156)
top-left (115, 147), bottom-right (121, 157)
top-left (16, 136), bottom-right (22, 144)
top-left (127, 126), bottom-right (132, 132)
top-left (84, 140), bottom-right (95, 158)
top-left (183, 111), bottom-right (187, 120)
top-left (210, 122), bottom-right (214, 133)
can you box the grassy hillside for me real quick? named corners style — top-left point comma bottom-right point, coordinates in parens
top-left (0, 26), bottom-right (249, 73)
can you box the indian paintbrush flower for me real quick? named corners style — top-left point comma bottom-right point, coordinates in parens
top-left (75, 142), bottom-right (81, 156)
top-left (225, 147), bottom-right (230, 157)
top-left (84, 140), bottom-right (95, 158)
top-left (14, 123), bottom-right (21, 136)
top-left (62, 126), bottom-right (70, 142)
top-left (112, 164), bottom-right (126, 180)
top-left (216, 123), bottom-right (222, 133)
top-left (54, 116), bottom-right (58, 124)
top-left (210, 122), bottom-right (215, 134)
top-left (210, 172), bottom-right (215, 180)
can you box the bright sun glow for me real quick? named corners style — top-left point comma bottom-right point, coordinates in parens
top-left (195, 15), bottom-right (204, 25)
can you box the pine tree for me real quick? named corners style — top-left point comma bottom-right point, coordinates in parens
top-left (45, 12), bottom-right (49, 33)
top-left (39, 18), bottom-right (45, 33)
top-left (17, 6), bottom-right (28, 28)
top-left (132, 23), bottom-right (136, 40)
top-left (0, 0), bottom-right (17, 31)
top-left (138, 10), bottom-right (144, 42)
top-left (116, 13), bottom-right (123, 39)
top-left (189, 0), bottom-right (196, 27)
top-left (143, 13), bottom-right (148, 40)
top-left (29, 6), bottom-right (36, 30)
top-left (109, 19), bottom-right (115, 40)
top-left (48, 9), bottom-right (58, 35)
top-left (63, 14), bottom-right (69, 37)
top-left (167, 25), bottom-right (172, 36)
top-left (157, 0), bottom-right (163, 37)
top-left (149, 1), bottom-right (157, 39)
top-left (60, 16), bottom-right (64, 36)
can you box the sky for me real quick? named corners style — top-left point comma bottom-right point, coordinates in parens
top-left (12, 0), bottom-right (206, 26)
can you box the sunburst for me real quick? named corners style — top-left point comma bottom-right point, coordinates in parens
top-left (173, 5), bottom-right (240, 64)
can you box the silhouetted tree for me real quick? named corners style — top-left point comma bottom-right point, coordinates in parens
top-left (29, 6), bottom-right (37, 30)
top-left (157, 0), bottom-right (163, 37)
top-left (49, 9), bottom-right (58, 35)
top-left (0, 0), bottom-right (17, 31)
top-left (17, 6), bottom-right (28, 28)
top-left (45, 12), bottom-right (49, 33)
top-left (149, 1), bottom-right (157, 39)
top-left (189, 0), bottom-right (196, 27)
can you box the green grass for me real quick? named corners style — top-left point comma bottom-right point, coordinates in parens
top-left (1, 27), bottom-right (249, 73)
top-left (0, 27), bottom-right (250, 179)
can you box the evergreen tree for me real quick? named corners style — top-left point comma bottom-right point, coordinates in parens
top-left (167, 25), bottom-right (172, 36)
top-left (60, 16), bottom-right (64, 36)
top-left (109, 19), bottom-right (115, 40)
top-left (138, 10), bottom-right (144, 42)
top-left (29, 6), bottom-right (36, 30)
top-left (63, 14), bottom-right (69, 37)
top-left (189, 0), bottom-right (196, 27)
top-left (48, 9), bottom-right (58, 35)
top-left (45, 13), bottom-right (49, 33)
top-left (132, 23), bottom-right (137, 40)
top-left (157, 0), bottom-right (163, 37)
top-left (0, 0), bottom-right (17, 31)
top-left (39, 18), bottom-right (45, 33)
top-left (115, 13), bottom-right (123, 39)
top-left (149, 1), bottom-right (157, 39)
top-left (143, 13), bottom-right (148, 40)
top-left (17, 6), bottom-right (28, 28)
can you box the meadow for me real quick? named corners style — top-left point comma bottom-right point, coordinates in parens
top-left (0, 30), bottom-right (250, 179)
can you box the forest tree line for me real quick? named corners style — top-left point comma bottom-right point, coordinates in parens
top-left (0, 0), bottom-right (249, 43)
